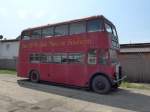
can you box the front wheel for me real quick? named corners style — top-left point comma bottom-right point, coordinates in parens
top-left (91, 75), bottom-right (111, 94)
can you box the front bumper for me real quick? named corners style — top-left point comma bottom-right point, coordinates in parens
top-left (112, 64), bottom-right (127, 85)
top-left (113, 75), bottom-right (127, 83)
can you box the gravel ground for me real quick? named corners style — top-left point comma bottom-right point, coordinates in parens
top-left (0, 74), bottom-right (150, 112)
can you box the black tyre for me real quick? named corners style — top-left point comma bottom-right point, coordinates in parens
top-left (92, 75), bottom-right (111, 94)
top-left (29, 70), bottom-right (40, 83)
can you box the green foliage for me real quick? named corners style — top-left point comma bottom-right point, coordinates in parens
top-left (121, 81), bottom-right (150, 90)
top-left (0, 69), bottom-right (16, 75)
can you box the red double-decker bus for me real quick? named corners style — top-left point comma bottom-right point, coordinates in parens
top-left (18, 15), bottom-right (125, 94)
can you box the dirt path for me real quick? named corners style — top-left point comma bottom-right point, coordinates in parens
top-left (0, 74), bottom-right (150, 112)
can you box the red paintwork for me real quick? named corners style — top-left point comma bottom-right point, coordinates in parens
top-left (18, 16), bottom-right (118, 87)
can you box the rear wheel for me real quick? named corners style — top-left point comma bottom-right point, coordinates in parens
top-left (29, 70), bottom-right (40, 83)
top-left (91, 75), bottom-right (111, 94)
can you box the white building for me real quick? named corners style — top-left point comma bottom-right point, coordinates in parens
top-left (0, 39), bottom-right (19, 69)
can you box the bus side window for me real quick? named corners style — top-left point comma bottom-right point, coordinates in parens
top-left (68, 53), bottom-right (84, 64)
top-left (99, 50), bottom-right (109, 65)
top-left (42, 27), bottom-right (54, 38)
top-left (40, 54), bottom-right (53, 63)
top-left (88, 49), bottom-right (97, 64)
top-left (22, 31), bottom-right (30, 40)
top-left (54, 24), bottom-right (68, 36)
top-left (70, 21), bottom-right (86, 35)
top-left (52, 53), bottom-right (68, 64)
top-left (41, 54), bottom-right (47, 63)
top-left (31, 29), bottom-right (42, 39)
top-left (30, 53), bottom-right (41, 63)
top-left (47, 54), bottom-right (53, 63)
top-left (61, 54), bottom-right (68, 63)
top-left (87, 19), bottom-right (102, 32)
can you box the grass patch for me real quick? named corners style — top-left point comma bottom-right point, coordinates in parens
top-left (121, 81), bottom-right (150, 90)
top-left (0, 69), bottom-right (17, 75)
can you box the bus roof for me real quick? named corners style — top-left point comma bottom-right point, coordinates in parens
top-left (23, 15), bottom-right (114, 32)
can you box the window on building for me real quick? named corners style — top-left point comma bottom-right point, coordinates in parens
top-left (22, 31), bottom-right (30, 40)
top-left (42, 27), bottom-right (54, 38)
top-left (70, 21), bottom-right (86, 35)
top-left (88, 49), bottom-right (97, 64)
top-left (31, 29), bottom-right (42, 39)
top-left (87, 19), bottom-right (102, 32)
top-left (68, 53), bottom-right (84, 64)
top-left (54, 24), bottom-right (68, 36)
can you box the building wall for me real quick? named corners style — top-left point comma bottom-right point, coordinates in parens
top-left (119, 52), bottom-right (150, 83)
top-left (0, 41), bottom-right (19, 59)
top-left (0, 41), bottom-right (19, 69)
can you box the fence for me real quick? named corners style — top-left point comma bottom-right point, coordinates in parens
top-left (0, 59), bottom-right (17, 70)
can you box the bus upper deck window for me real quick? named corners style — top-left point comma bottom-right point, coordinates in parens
top-left (105, 23), bottom-right (113, 34)
top-left (42, 27), bottom-right (54, 38)
top-left (31, 29), bottom-right (42, 39)
top-left (70, 21), bottom-right (86, 35)
top-left (54, 24), bottom-right (68, 36)
top-left (22, 31), bottom-right (30, 40)
top-left (87, 19), bottom-right (102, 32)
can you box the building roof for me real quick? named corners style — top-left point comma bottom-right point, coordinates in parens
top-left (120, 43), bottom-right (150, 48)
top-left (0, 39), bottom-right (19, 43)
top-left (120, 43), bottom-right (150, 53)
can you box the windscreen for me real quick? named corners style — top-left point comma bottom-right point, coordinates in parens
top-left (105, 22), bottom-right (119, 48)
top-left (109, 49), bottom-right (119, 64)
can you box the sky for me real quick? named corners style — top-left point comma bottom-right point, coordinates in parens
top-left (0, 0), bottom-right (150, 44)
